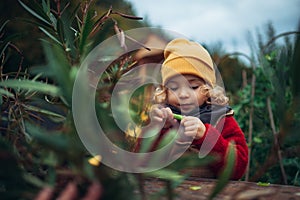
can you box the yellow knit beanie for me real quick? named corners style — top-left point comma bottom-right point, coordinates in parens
top-left (161, 38), bottom-right (216, 86)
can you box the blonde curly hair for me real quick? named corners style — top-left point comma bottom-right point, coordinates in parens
top-left (153, 84), bottom-right (229, 106)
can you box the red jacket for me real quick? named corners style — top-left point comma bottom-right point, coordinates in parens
top-left (135, 115), bottom-right (248, 180)
top-left (194, 116), bottom-right (248, 180)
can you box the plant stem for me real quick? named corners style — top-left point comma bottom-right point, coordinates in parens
top-left (267, 96), bottom-right (287, 184)
top-left (137, 174), bottom-right (146, 200)
top-left (245, 53), bottom-right (257, 181)
top-left (166, 180), bottom-right (173, 200)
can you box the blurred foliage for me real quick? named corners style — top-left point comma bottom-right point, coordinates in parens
top-left (0, 0), bottom-right (144, 199)
top-left (0, 0), bottom-right (146, 73)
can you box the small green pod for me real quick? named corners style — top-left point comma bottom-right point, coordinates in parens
top-left (173, 113), bottom-right (183, 120)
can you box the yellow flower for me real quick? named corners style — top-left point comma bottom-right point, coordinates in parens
top-left (140, 110), bottom-right (149, 122)
top-left (88, 155), bottom-right (102, 166)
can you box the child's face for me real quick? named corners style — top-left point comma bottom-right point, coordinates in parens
top-left (165, 74), bottom-right (207, 114)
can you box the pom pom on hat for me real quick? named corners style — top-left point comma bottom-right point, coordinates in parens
top-left (161, 38), bottom-right (216, 86)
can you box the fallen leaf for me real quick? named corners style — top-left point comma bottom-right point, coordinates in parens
top-left (189, 186), bottom-right (202, 191)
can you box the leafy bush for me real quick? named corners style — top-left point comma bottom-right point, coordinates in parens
top-left (230, 24), bottom-right (300, 185)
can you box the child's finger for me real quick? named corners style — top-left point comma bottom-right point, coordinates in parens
top-left (151, 107), bottom-right (164, 119)
top-left (182, 120), bottom-right (198, 128)
top-left (164, 107), bottom-right (174, 119)
top-left (34, 187), bottom-right (54, 200)
top-left (160, 107), bottom-right (172, 119)
top-left (184, 124), bottom-right (198, 131)
top-left (184, 130), bottom-right (197, 138)
top-left (152, 116), bottom-right (163, 122)
top-left (181, 117), bottom-right (194, 125)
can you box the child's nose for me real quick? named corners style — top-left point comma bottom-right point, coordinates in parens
top-left (178, 88), bottom-right (190, 98)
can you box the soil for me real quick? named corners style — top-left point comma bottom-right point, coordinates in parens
top-left (143, 176), bottom-right (300, 200)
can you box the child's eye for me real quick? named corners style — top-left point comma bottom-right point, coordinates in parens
top-left (169, 87), bottom-right (178, 91)
top-left (190, 86), bottom-right (199, 90)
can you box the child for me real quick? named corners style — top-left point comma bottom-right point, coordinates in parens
top-left (135, 38), bottom-right (248, 180)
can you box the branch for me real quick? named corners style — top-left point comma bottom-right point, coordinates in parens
top-left (267, 97), bottom-right (287, 184)
top-left (261, 31), bottom-right (300, 54)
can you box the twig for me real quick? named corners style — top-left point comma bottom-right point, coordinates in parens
top-left (137, 174), bottom-right (146, 200)
top-left (242, 69), bottom-right (247, 88)
top-left (89, 6), bottom-right (112, 37)
top-left (165, 180), bottom-right (173, 200)
top-left (261, 31), bottom-right (300, 54)
top-left (267, 97), bottom-right (288, 184)
top-left (215, 52), bottom-right (256, 181)
top-left (245, 73), bottom-right (255, 181)
top-left (124, 34), bottom-right (151, 51)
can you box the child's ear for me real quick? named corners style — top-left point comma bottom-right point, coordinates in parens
top-left (154, 86), bottom-right (167, 103)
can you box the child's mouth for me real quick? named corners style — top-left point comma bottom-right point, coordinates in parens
top-left (179, 104), bottom-right (194, 111)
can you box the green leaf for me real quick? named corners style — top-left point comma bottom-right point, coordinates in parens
top-left (0, 88), bottom-right (15, 99)
top-left (41, 40), bottom-right (72, 104)
top-left (56, 3), bottom-right (80, 56)
top-left (257, 182), bottom-right (270, 186)
top-left (0, 42), bottom-right (10, 60)
top-left (39, 27), bottom-right (62, 46)
top-left (23, 173), bottom-right (48, 188)
top-left (0, 88), bottom-right (15, 105)
top-left (209, 142), bottom-right (236, 200)
top-left (0, 20), bottom-right (9, 33)
top-left (189, 186), bottom-right (202, 190)
top-left (18, 0), bottom-right (52, 25)
top-left (49, 12), bottom-right (57, 29)
top-left (25, 122), bottom-right (69, 152)
top-left (145, 168), bottom-right (184, 181)
top-left (253, 136), bottom-right (262, 144)
top-left (79, 10), bottom-right (94, 55)
top-left (56, 17), bottom-right (65, 46)
top-left (41, 151), bottom-right (58, 167)
top-left (0, 79), bottom-right (61, 97)
top-left (18, 18), bottom-right (52, 33)
top-left (22, 104), bottom-right (66, 122)
top-left (41, 0), bottom-right (51, 15)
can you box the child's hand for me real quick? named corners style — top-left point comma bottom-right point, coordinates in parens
top-left (150, 106), bottom-right (177, 128)
top-left (181, 116), bottom-right (206, 139)
top-left (150, 106), bottom-right (173, 122)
